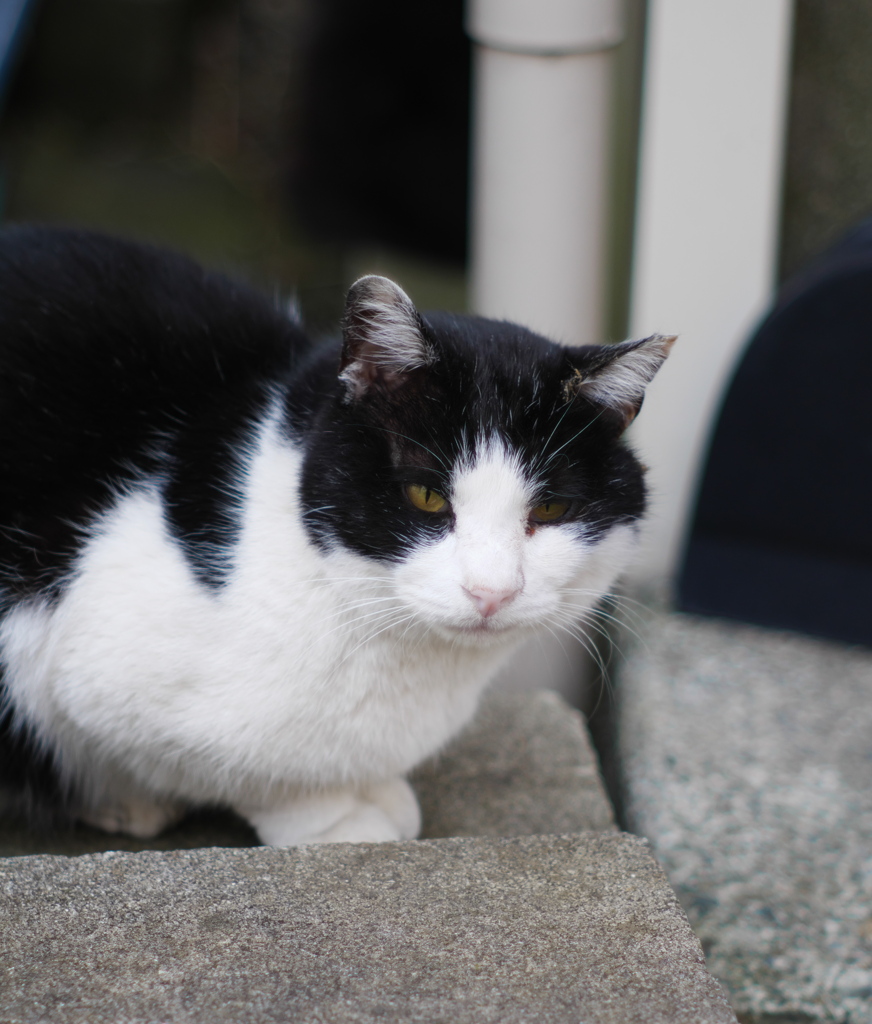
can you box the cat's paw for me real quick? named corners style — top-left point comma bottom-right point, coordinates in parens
top-left (242, 781), bottom-right (421, 846)
top-left (78, 795), bottom-right (186, 839)
top-left (313, 803), bottom-right (405, 844)
top-left (361, 777), bottom-right (421, 840)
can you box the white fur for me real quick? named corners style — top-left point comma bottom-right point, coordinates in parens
top-left (0, 419), bottom-right (636, 846)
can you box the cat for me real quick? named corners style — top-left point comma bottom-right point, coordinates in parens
top-left (0, 226), bottom-right (673, 846)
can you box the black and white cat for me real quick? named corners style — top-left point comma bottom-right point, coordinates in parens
top-left (0, 226), bottom-right (672, 846)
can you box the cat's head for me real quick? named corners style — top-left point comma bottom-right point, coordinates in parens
top-left (301, 276), bottom-right (673, 645)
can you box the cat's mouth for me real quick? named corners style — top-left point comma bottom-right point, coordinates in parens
top-left (449, 617), bottom-right (519, 642)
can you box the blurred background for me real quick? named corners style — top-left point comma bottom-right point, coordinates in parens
top-left (1, 0), bottom-right (871, 692)
top-left (0, 0), bottom-right (473, 332)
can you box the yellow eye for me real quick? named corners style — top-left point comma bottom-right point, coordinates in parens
top-left (406, 483), bottom-right (448, 514)
top-left (530, 500), bottom-right (570, 523)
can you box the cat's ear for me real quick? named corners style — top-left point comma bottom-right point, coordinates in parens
top-left (339, 276), bottom-right (433, 400)
top-left (562, 334), bottom-right (676, 429)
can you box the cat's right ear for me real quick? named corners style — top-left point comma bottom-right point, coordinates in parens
top-left (339, 276), bottom-right (434, 401)
top-left (562, 334), bottom-right (676, 430)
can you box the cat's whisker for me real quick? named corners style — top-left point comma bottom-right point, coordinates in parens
top-left (536, 408), bottom-right (607, 472)
top-left (326, 611), bottom-right (420, 680)
top-left (551, 602), bottom-right (625, 653)
top-left (559, 588), bottom-right (650, 629)
top-left (304, 574), bottom-right (396, 586)
top-left (331, 601), bottom-right (408, 629)
top-left (536, 397), bottom-right (576, 468)
top-left (559, 619), bottom-right (626, 691)
top-left (560, 624), bottom-right (612, 687)
top-left (558, 593), bottom-right (639, 629)
top-left (584, 661), bottom-right (614, 722)
top-left (564, 599), bottom-right (649, 651)
top-left (291, 604), bottom-right (409, 661)
top-left (291, 576), bottom-right (397, 596)
top-left (538, 619), bottom-right (610, 687)
top-left (397, 612), bottom-right (431, 648)
top-left (560, 616), bottom-right (613, 653)
top-left (606, 591), bottom-right (656, 612)
top-left (299, 505), bottom-right (337, 519)
top-left (533, 621), bottom-right (583, 676)
top-left (378, 427), bottom-right (450, 473)
top-left (546, 602), bottom-right (617, 660)
top-left (334, 595), bottom-right (406, 612)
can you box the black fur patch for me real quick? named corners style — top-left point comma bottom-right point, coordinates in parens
top-left (0, 686), bottom-right (66, 826)
top-left (299, 312), bottom-right (647, 561)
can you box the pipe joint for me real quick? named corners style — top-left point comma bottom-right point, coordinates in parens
top-left (466, 0), bottom-right (624, 56)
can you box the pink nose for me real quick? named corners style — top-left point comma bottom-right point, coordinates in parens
top-left (463, 586), bottom-right (520, 618)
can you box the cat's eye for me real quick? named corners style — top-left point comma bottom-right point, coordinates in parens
top-left (406, 483), bottom-right (448, 514)
top-left (530, 499), bottom-right (570, 523)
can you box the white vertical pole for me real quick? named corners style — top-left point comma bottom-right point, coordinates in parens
top-left (467, 0), bottom-right (624, 346)
top-left (628, 1), bottom-right (794, 584)
top-left (466, 0), bottom-right (625, 701)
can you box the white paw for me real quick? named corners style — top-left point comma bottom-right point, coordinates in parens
top-left (314, 804), bottom-right (403, 844)
top-left (79, 795), bottom-right (186, 839)
top-left (362, 777), bottom-right (421, 840)
top-left (241, 779), bottom-right (421, 847)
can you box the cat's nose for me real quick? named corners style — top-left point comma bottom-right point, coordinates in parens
top-left (463, 586), bottom-right (520, 618)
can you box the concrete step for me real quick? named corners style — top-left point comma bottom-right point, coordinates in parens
top-left (413, 688), bottom-right (617, 838)
top-left (617, 603), bottom-right (872, 1024)
top-left (0, 833), bottom-right (737, 1023)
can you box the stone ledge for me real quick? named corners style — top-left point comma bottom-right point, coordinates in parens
top-left (413, 688), bottom-right (616, 837)
top-left (0, 833), bottom-right (736, 1024)
top-left (617, 605), bottom-right (872, 1024)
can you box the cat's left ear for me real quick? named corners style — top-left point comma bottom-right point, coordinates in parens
top-left (562, 334), bottom-right (676, 429)
top-left (339, 276), bottom-right (434, 400)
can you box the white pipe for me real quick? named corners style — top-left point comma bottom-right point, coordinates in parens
top-left (467, 0), bottom-right (624, 346)
top-left (627, 1), bottom-right (794, 586)
top-left (467, 0), bottom-right (623, 55)
top-left (467, 0), bottom-right (624, 703)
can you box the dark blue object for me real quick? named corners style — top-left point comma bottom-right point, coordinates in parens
top-left (0, 0), bottom-right (38, 109)
top-left (678, 220), bottom-right (872, 648)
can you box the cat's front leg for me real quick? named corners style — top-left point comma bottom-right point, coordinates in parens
top-left (239, 778), bottom-right (421, 846)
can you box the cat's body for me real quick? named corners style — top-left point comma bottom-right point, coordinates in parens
top-left (0, 226), bottom-right (672, 845)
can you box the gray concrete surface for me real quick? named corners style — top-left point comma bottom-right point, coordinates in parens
top-left (0, 833), bottom-right (736, 1024)
top-left (0, 689), bottom-right (614, 856)
top-left (413, 688), bottom-right (616, 838)
top-left (618, 604), bottom-right (872, 1024)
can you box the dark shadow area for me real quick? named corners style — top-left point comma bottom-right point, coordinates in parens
top-left (577, 596), bottom-right (630, 830)
top-left (0, 807), bottom-right (258, 857)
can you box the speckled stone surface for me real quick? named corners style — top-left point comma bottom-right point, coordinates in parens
top-left (618, 605), bottom-right (872, 1024)
top-left (0, 833), bottom-right (736, 1024)
top-left (0, 689), bottom-right (614, 856)
top-left (413, 688), bottom-right (616, 838)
